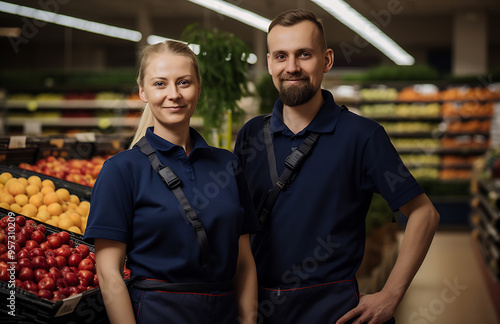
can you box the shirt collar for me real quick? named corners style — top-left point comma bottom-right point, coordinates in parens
top-left (269, 89), bottom-right (343, 135)
top-left (145, 127), bottom-right (212, 154)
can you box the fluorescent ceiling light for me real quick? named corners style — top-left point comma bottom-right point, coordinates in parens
top-left (311, 0), bottom-right (414, 65)
top-left (0, 1), bottom-right (142, 42)
top-left (187, 0), bottom-right (271, 32)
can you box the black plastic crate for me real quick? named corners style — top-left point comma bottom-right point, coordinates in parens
top-left (0, 164), bottom-right (92, 201)
top-left (36, 136), bottom-right (95, 161)
top-left (0, 209), bottom-right (112, 324)
top-left (0, 137), bottom-right (41, 165)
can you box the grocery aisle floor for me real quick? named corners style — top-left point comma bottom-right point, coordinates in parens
top-left (394, 230), bottom-right (499, 324)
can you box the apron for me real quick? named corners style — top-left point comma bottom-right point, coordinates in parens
top-left (129, 278), bottom-right (238, 323)
top-left (256, 279), bottom-right (396, 324)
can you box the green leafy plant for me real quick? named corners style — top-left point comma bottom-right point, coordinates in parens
top-left (181, 24), bottom-right (252, 132)
top-left (255, 73), bottom-right (279, 115)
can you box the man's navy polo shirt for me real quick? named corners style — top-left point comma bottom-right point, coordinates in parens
top-left (84, 127), bottom-right (259, 283)
top-left (235, 90), bottom-right (424, 288)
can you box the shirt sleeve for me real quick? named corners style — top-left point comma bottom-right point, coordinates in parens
top-left (83, 158), bottom-right (134, 244)
top-left (361, 125), bottom-right (424, 211)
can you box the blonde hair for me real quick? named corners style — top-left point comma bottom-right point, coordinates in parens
top-left (129, 41), bottom-right (201, 148)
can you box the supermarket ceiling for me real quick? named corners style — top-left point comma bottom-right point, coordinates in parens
top-left (1, 0), bottom-right (500, 70)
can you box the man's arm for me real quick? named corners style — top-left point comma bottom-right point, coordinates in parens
top-left (337, 193), bottom-right (440, 324)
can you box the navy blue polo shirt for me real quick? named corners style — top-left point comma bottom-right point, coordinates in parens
top-left (234, 90), bottom-right (424, 288)
top-left (84, 127), bottom-right (259, 283)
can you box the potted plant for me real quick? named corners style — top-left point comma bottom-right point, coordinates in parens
top-left (181, 24), bottom-right (252, 145)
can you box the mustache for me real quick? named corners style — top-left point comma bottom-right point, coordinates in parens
top-left (279, 73), bottom-right (308, 82)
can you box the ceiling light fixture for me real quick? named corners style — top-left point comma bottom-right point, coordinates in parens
top-left (311, 0), bottom-right (414, 65)
top-left (187, 0), bottom-right (271, 32)
top-left (0, 1), bottom-right (142, 42)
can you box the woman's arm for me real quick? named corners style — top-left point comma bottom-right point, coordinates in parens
top-left (95, 239), bottom-right (136, 324)
top-left (232, 234), bottom-right (258, 324)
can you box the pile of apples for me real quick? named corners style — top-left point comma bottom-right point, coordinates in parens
top-left (19, 156), bottom-right (109, 187)
top-left (0, 215), bottom-right (131, 301)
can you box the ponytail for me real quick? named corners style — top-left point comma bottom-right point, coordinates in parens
top-left (129, 103), bottom-right (154, 149)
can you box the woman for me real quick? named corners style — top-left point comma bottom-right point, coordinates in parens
top-left (83, 40), bottom-right (259, 324)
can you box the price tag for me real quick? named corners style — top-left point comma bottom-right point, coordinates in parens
top-left (23, 120), bottom-right (42, 136)
top-left (54, 293), bottom-right (82, 317)
top-left (8, 136), bottom-right (26, 149)
top-left (75, 132), bottom-right (96, 142)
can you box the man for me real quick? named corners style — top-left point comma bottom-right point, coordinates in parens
top-left (234, 9), bottom-right (439, 324)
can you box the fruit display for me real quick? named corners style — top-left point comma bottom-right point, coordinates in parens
top-left (19, 155), bottom-right (108, 187)
top-left (408, 167), bottom-right (439, 179)
top-left (443, 120), bottom-right (491, 133)
top-left (400, 154), bottom-right (440, 166)
top-left (380, 122), bottom-right (438, 133)
top-left (0, 172), bottom-right (90, 234)
top-left (360, 86), bottom-right (398, 101)
top-left (397, 84), bottom-right (440, 102)
top-left (391, 138), bottom-right (440, 151)
top-left (442, 102), bottom-right (493, 118)
top-left (0, 214), bottom-right (131, 303)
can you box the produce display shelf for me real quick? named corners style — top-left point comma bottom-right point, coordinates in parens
top-left (0, 209), bottom-right (111, 324)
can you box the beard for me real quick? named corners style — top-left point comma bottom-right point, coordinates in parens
top-left (278, 73), bottom-right (315, 107)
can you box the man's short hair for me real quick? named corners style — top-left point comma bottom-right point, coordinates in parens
top-left (268, 9), bottom-right (327, 51)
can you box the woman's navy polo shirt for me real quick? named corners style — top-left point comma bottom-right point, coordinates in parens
top-left (84, 127), bottom-right (259, 283)
top-left (234, 90), bottom-right (424, 288)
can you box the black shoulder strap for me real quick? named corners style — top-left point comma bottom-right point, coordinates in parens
top-left (136, 137), bottom-right (211, 272)
top-left (257, 119), bottom-right (320, 224)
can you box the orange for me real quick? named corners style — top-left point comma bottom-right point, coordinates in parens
top-left (10, 203), bottom-right (22, 214)
top-left (1, 193), bottom-right (15, 205)
top-left (79, 201), bottom-right (91, 211)
top-left (0, 172), bottom-right (13, 185)
top-left (27, 176), bottom-right (43, 189)
top-left (51, 216), bottom-right (60, 223)
top-left (43, 192), bottom-right (61, 206)
top-left (18, 177), bottom-right (29, 187)
top-left (28, 194), bottom-right (43, 208)
top-left (0, 202), bottom-right (10, 209)
top-left (55, 188), bottom-right (70, 202)
top-left (40, 186), bottom-right (54, 195)
top-left (21, 204), bottom-right (37, 218)
top-left (42, 179), bottom-right (55, 189)
top-left (36, 210), bottom-right (51, 222)
top-left (75, 206), bottom-right (88, 217)
top-left (68, 212), bottom-right (82, 228)
top-left (45, 219), bottom-right (59, 227)
top-left (14, 194), bottom-right (29, 207)
top-left (69, 195), bottom-right (80, 205)
top-left (25, 184), bottom-right (40, 197)
top-left (7, 180), bottom-right (25, 196)
top-left (58, 218), bottom-right (74, 230)
top-left (38, 205), bottom-right (48, 212)
top-left (68, 226), bottom-right (82, 234)
top-left (47, 203), bottom-right (63, 216)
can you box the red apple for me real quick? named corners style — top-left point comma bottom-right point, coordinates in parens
top-left (14, 232), bottom-right (26, 246)
top-left (24, 240), bottom-right (40, 251)
top-left (48, 267), bottom-right (62, 281)
top-left (18, 267), bottom-right (34, 281)
top-left (18, 258), bottom-right (32, 269)
top-left (38, 289), bottom-right (52, 300)
top-left (52, 291), bottom-right (65, 300)
top-left (56, 246), bottom-right (72, 259)
top-left (31, 230), bottom-right (45, 244)
top-left (55, 256), bottom-right (67, 268)
top-left (56, 231), bottom-right (70, 244)
top-left (38, 277), bottom-right (56, 291)
top-left (36, 224), bottom-right (46, 234)
top-left (0, 244), bottom-right (6, 255)
top-left (23, 280), bottom-right (38, 291)
top-left (77, 270), bottom-right (93, 286)
top-left (15, 216), bottom-right (26, 227)
top-left (68, 254), bottom-right (82, 268)
top-left (29, 247), bottom-right (45, 258)
top-left (34, 269), bottom-right (48, 283)
top-left (63, 271), bottom-right (79, 286)
top-left (46, 256), bottom-right (58, 268)
top-left (47, 236), bottom-right (62, 249)
top-left (78, 258), bottom-right (94, 272)
top-left (75, 244), bottom-right (89, 258)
